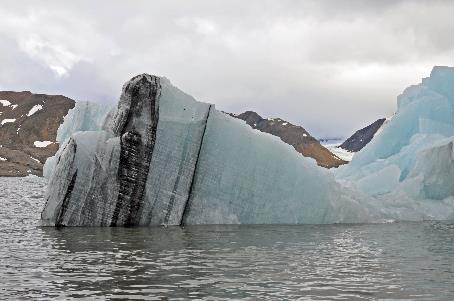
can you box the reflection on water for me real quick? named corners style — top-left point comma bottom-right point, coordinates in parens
top-left (1, 177), bottom-right (454, 300)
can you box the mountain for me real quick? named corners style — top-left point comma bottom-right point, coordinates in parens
top-left (232, 111), bottom-right (346, 168)
top-left (339, 118), bottom-right (387, 152)
top-left (0, 91), bottom-right (75, 176)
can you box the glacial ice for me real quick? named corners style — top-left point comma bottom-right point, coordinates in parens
top-left (184, 108), bottom-right (373, 224)
top-left (42, 74), bottom-right (375, 226)
top-left (42, 67), bottom-right (454, 226)
top-left (56, 101), bottom-right (112, 144)
top-left (43, 101), bottom-right (112, 178)
top-left (336, 66), bottom-right (454, 206)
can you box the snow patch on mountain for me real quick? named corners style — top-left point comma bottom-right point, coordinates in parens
top-left (1, 119), bottom-right (16, 125)
top-left (27, 105), bottom-right (43, 117)
top-left (33, 141), bottom-right (53, 148)
top-left (324, 143), bottom-right (354, 162)
top-left (0, 100), bottom-right (11, 106)
top-left (30, 157), bottom-right (40, 163)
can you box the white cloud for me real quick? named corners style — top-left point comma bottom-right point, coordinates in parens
top-left (0, 0), bottom-right (453, 137)
top-left (176, 17), bottom-right (219, 35)
top-left (18, 35), bottom-right (84, 77)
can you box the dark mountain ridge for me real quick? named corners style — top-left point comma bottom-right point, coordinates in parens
top-left (340, 118), bottom-right (387, 152)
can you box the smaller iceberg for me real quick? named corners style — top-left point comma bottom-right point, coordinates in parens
top-left (335, 66), bottom-right (454, 220)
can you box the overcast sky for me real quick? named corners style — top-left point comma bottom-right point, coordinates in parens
top-left (1, 0), bottom-right (454, 137)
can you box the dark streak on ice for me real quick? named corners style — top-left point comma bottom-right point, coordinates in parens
top-left (55, 170), bottom-right (77, 227)
top-left (110, 75), bottom-right (160, 226)
top-left (180, 105), bottom-right (212, 226)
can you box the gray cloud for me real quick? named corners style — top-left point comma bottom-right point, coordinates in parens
top-left (1, 0), bottom-right (454, 137)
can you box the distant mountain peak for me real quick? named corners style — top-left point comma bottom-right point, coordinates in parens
top-left (340, 118), bottom-right (387, 153)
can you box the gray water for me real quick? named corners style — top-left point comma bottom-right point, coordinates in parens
top-left (1, 177), bottom-right (454, 300)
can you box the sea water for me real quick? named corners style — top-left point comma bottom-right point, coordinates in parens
top-left (1, 177), bottom-right (454, 300)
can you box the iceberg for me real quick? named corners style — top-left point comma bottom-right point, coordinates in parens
top-left (42, 67), bottom-right (454, 226)
top-left (336, 66), bottom-right (454, 206)
top-left (41, 74), bottom-right (373, 226)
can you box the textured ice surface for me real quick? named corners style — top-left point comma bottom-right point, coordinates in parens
top-left (42, 74), bottom-right (375, 226)
top-left (43, 68), bottom-right (454, 226)
top-left (42, 75), bottom-right (159, 226)
top-left (43, 101), bottom-right (112, 178)
top-left (43, 75), bottom-right (219, 226)
top-left (139, 78), bottom-right (211, 225)
top-left (56, 101), bottom-right (112, 144)
top-left (336, 66), bottom-right (454, 207)
top-left (183, 108), bottom-right (374, 224)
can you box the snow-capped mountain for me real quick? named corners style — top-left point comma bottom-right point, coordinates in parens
top-left (0, 91), bottom-right (75, 176)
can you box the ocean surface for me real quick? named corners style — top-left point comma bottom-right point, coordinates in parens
top-left (1, 177), bottom-right (454, 300)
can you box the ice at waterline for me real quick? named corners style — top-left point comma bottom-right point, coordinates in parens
top-left (42, 68), bottom-right (454, 226)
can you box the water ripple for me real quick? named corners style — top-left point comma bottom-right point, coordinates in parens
top-left (1, 177), bottom-right (454, 300)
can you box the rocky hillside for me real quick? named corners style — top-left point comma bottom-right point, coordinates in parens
top-left (232, 111), bottom-right (346, 168)
top-left (0, 91), bottom-right (75, 176)
top-left (340, 118), bottom-right (387, 152)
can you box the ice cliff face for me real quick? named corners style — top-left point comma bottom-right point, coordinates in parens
top-left (42, 74), bottom-right (372, 226)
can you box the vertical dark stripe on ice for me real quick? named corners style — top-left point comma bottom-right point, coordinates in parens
top-left (163, 129), bottom-right (191, 225)
top-left (110, 76), bottom-right (160, 226)
top-left (55, 170), bottom-right (78, 227)
top-left (179, 105), bottom-right (212, 226)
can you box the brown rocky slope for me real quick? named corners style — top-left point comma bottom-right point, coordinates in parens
top-left (232, 111), bottom-right (346, 168)
top-left (0, 91), bottom-right (75, 176)
top-left (1, 91), bottom-right (345, 175)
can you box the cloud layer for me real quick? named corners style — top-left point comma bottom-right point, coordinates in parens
top-left (1, 0), bottom-right (454, 137)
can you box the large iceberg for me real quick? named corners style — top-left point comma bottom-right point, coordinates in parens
top-left (42, 68), bottom-right (454, 226)
top-left (41, 74), bottom-right (375, 226)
